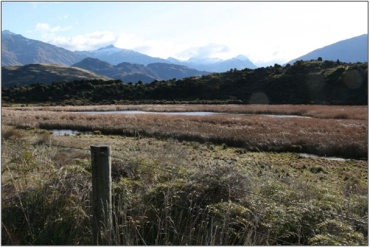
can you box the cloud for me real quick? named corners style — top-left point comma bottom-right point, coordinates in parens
top-left (35, 22), bottom-right (70, 33)
top-left (114, 33), bottom-right (179, 58)
top-left (34, 23), bottom-right (116, 51)
top-left (114, 33), bottom-right (146, 50)
top-left (176, 43), bottom-right (231, 60)
top-left (51, 31), bottom-right (117, 51)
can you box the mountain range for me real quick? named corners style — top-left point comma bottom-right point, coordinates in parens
top-left (72, 58), bottom-right (209, 83)
top-left (167, 54), bottom-right (257, 72)
top-left (75, 44), bottom-right (169, 65)
top-left (1, 30), bottom-right (257, 73)
top-left (1, 30), bottom-right (368, 85)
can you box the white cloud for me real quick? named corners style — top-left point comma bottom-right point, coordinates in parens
top-left (114, 33), bottom-right (181, 59)
top-left (51, 31), bottom-right (117, 51)
top-left (35, 22), bottom-right (70, 33)
top-left (114, 33), bottom-right (145, 50)
top-left (34, 23), bottom-right (117, 51)
top-left (176, 44), bottom-right (231, 60)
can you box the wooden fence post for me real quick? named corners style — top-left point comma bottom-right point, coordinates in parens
top-left (91, 145), bottom-right (112, 245)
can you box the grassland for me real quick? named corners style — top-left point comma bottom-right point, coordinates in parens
top-left (1, 104), bottom-right (368, 245)
top-left (2, 104), bottom-right (367, 159)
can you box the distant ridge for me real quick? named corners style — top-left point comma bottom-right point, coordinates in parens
top-left (72, 57), bottom-right (210, 83)
top-left (2, 63), bottom-right (112, 86)
top-left (167, 55), bottom-right (257, 72)
top-left (75, 44), bottom-right (168, 65)
top-left (288, 34), bottom-right (368, 64)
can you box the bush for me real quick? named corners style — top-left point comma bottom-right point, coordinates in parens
top-left (2, 127), bottom-right (24, 140)
top-left (308, 219), bottom-right (366, 245)
top-left (2, 170), bottom-right (91, 245)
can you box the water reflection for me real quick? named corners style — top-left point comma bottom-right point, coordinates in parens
top-left (51, 129), bottom-right (93, 136)
top-left (73, 110), bottom-right (224, 116)
top-left (72, 110), bottom-right (311, 118)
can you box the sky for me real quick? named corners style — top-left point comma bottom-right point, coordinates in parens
top-left (2, 1), bottom-right (368, 67)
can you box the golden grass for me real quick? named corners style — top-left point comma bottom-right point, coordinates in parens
top-left (7, 104), bottom-right (367, 119)
top-left (2, 104), bottom-right (368, 159)
top-left (1, 126), bottom-right (368, 245)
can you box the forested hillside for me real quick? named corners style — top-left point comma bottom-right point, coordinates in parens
top-left (2, 60), bottom-right (367, 105)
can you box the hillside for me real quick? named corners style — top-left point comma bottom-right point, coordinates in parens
top-left (2, 64), bottom-right (112, 87)
top-left (72, 58), bottom-right (210, 83)
top-left (1, 30), bottom-right (86, 66)
top-left (289, 34), bottom-right (368, 64)
top-left (2, 60), bottom-right (367, 105)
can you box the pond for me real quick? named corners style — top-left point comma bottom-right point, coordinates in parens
top-left (298, 153), bottom-right (350, 162)
top-left (71, 110), bottom-right (311, 118)
top-left (72, 110), bottom-right (225, 116)
top-left (51, 129), bottom-right (93, 136)
top-left (265, 114), bottom-right (312, 119)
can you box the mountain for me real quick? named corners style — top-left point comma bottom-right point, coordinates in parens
top-left (1, 30), bottom-right (86, 66)
top-left (2, 63), bottom-right (112, 87)
top-left (288, 34), bottom-right (368, 64)
top-left (72, 58), bottom-right (209, 83)
top-left (166, 55), bottom-right (257, 72)
top-left (75, 45), bottom-right (168, 65)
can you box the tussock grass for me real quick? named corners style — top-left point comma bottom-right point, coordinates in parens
top-left (7, 104), bottom-right (367, 120)
top-left (1, 127), bottom-right (367, 245)
top-left (2, 105), bottom-right (367, 159)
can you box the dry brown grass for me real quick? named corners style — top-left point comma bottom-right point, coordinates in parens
top-left (1, 123), bottom-right (368, 245)
top-left (2, 104), bottom-right (368, 159)
top-left (7, 104), bottom-right (367, 119)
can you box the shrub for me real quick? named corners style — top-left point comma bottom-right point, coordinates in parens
top-left (308, 219), bottom-right (366, 245)
top-left (2, 170), bottom-right (91, 245)
top-left (2, 127), bottom-right (24, 140)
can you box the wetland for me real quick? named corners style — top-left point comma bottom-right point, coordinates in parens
top-left (2, 104), bottom-right (368, 245)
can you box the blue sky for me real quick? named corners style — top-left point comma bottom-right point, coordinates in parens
top-left (2, 1), bottom-right (368, 66)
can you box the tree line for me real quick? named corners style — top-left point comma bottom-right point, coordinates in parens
top-left (2, 60), bottom-right (367, 105)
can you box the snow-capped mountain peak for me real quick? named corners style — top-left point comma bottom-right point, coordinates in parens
top-left (94, 44), bottom-right (122, 54)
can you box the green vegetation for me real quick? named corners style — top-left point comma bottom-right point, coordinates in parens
top-left (2, 60), bottom-right (368, 105)
top-left (2, 126), bottom-right (367, 245)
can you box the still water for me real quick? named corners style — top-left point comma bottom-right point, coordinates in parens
top-left (72, 110), bottom-right (224, 116)
top-left (51, 129), bottom-right (93, 136)
top-left (72, 110), bottom-right (311, 118)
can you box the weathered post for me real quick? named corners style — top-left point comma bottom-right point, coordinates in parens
top-left (91, 145), bottom-right (112, 245)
